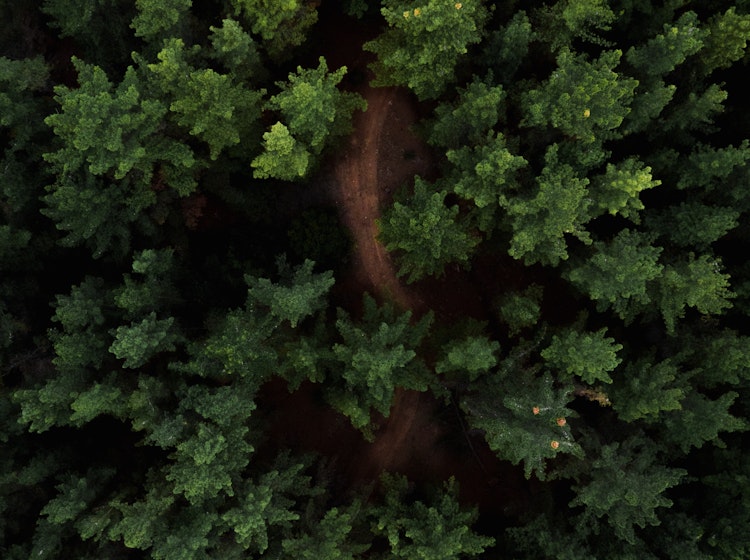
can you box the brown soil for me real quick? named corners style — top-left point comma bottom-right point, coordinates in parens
top-left (331, 85), bottom-right (432, 311)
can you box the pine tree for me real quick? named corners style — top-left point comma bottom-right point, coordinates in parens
top-left (570, 436), bottom-right (686, 544)
top-left (523, 49), bottom-right (638, 144)
top-left (563, 229), bottom-right (664, 321)
top-left (363, 0), bottom-right (489, 100)
top-left (505, 144), bottom-right (592, 266)
top-left (379, 177), bottom-right (480, 282)
top-left (328, 294), bottom-right (432, 436)
top-left (251, 122), bottom-right (311, 180)
top-left (461, 347), bottom-right (582, 480)
top-left (541, 327), bottom-right (622, 385)
top-left (371, 473), bottom-right (494, 559)
top-left (228, 0), bottom-right (318, 60)
top-left (266, 57), bottom-right (366, 156)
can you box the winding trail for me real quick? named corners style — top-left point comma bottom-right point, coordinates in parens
top-left (332, 86), bottom-right (431, 311)
top-left (331, 85), bottom-right (438, 481)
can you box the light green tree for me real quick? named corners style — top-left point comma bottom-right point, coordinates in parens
top-left (699, 7), bottom-right (750, 74)
top-left (267, 57), bottom-right (366, 156)
top-left (591, 158), bottom-right (660, 221)
top-left (523, 49), bottom-right (638, 143)
top-left (251, 122), bottom-right (311, 180)
top-left (541, 327), bottom-right (622, 385)
top-left (364, 0), bottom-right (489, 100)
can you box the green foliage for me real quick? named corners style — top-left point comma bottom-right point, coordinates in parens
top-left (462, 364), bottom-right (581, 479)
top-left (620, 80), bottom-right (676, 135)
top-left (624, 12), bottom-right (706, 79)
top-left (379, 178), bottom-right (480, 282)
top-left (591, 158), bottom-right (660, 221)
top-left (372, 473), bottom-right (494, 559)
top-left (208, 18), bottom-right (264, 82)
top-left (0, 56), bottom-right (49, 148)
top-left (427, 78), bottom-right (505, 149)
top-left (251, 122), bottom-right (311, 180)
top-left (220, 455), bottom-right (320, 553)
top-left (131, 0), bottom-right (191, 40)
top-left (691, 329), bottom-right (750, 388)
top-left (660, 83), bottom-right (727, 136)
top-left (435, 335), bottom-right (500, 380)
top-left (675, 141), bottom-right (750, 193)
top-left (645, 200), bottom-right (739, 249)
top-left (364, 0), bottom-right (488, 100)
top-left (49, 276), bottom-right (110, 373)
top-left (45, 60), bottom-right (176, 184)
top-left (542, 327), bottom-right (622, 385)
top-left (523, 49), bottom-right (638, 143)
top-left (245, 258), bottom-right (335, 328)
top-left (148, 38), bottom-right (264, 161)
top-left (480, 11), bottom-right (536, 81)
top-left (564, 229), bottom-right (664, 320)
top-left (654, 254), bottom-right (734, 334)
top-left (114, 249), bottom-right (178, 319)
top-left (497, 284), bottom-right (544, 336)
top-left (329, 295), bottom-right (432, 435)
top-left (174, 308), bottom-right (278, 383)
top-left (536, 0), bottom-right (616, 50)
top-left (700, 7), bottom-right (750, 73)
top-left (570, 437), bottom-right (686, 544)
top-left (109, 313), bottom-right (178, 369)
top-left (506, 144), bottom-right (592, 266)
top-left (609, 356), bottom-right (685, 422)
top-left (229, 0), bottom-right (318, 60)
top-left (41, 0), bottom-right (134, 69)
top-left (660, 391), bottom-right (746, 453)
top-left (447, 132), bottom-right (527, 216)
top-left (267, 57), bottom-right (366, 156)
top-left (282, 506), bottom-right (370, 559)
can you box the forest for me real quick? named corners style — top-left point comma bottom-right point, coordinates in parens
top-left (2, 0), bottom-right (750, 558)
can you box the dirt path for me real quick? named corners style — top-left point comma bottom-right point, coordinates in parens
top-left (330, 85), bottom-right (446, 480)
top-left (332, 86), bottom-right (433, 312)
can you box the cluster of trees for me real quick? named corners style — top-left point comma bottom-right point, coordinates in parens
top-left (2, 0), bottom-right (750, 558)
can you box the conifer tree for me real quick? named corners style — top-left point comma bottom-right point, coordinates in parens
top-left (570, 436), bottom-right (686, 544)
top-left (328, 295), bottom-right (432, 436)
top-left (364, 0), bottom-right (489, 100)
top-left (379, 177), bottom-right (480, 282)
top-left (371, 473), bottom-right (494, 559)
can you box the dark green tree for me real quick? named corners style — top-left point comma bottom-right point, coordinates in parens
top-left (327, 295), bottom-right (432, 436)
top-left (379, 177), bottom-right (480, 282)
top-left (570, 436), bottom-right (686, 544)
top-left (371, 473), bottom-right (494, 559)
